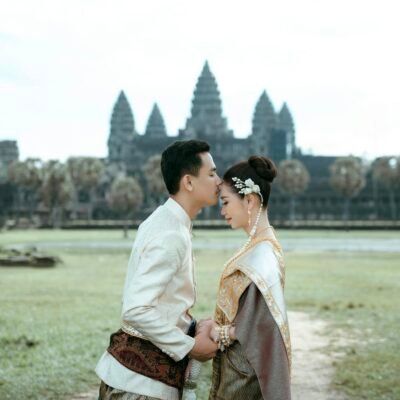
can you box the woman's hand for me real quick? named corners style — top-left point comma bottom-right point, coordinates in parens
top-left (197, 318), bottom-right (220, 342)
top-left (209, 324), bottom-right (220, 343)
top-left (197, 319), bottom-right (236, 344)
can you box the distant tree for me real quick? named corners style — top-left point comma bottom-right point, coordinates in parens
top-left (107, 176), bottom-right (143, 238)
top-left (329, 156), bottom-right (366, 221)
top-left (67, 157), bottom-right (104, 220)
top-left (143, 155), bottom-right (167, 205)
top-left (7, 158), bottom-right (43, 220)
top-left (99, 162), bottom-right (127, 188)
top-left (40, 161), bottom-right (74, 227)
top-left (372, 156), bottom-right (400, 219)
top-left (277, 159), bottom-right (310, 224)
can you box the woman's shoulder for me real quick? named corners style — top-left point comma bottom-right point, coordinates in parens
top-left (242, 239), bottom-right (279, 263)
top-left (237, 240), bottom-right (282, 286)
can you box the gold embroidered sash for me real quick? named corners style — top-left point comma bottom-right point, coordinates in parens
top-left (214, 238), bottom-right (292, 369)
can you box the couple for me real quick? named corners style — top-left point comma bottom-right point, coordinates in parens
top-left (95, 140), bottom-right (291, 400)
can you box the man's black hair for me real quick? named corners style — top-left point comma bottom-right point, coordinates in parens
top-left (161, 140), bottom-right (211, 194)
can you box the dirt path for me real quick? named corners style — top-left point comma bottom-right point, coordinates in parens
top-left (289, 311), bottom-right (346, 400)
top-left (70, 311), bottom-right (345, 400)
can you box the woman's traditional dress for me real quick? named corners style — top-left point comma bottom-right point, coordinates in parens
top-left (209, 237), bottom-right (291, 400)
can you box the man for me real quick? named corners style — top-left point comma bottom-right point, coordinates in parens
top-left (96, 140), bottom-right (221, 400)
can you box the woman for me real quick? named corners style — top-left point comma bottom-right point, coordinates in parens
top-left (208, 156), bottom-right (291, 400)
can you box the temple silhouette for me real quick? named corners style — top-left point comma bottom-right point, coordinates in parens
top-left (1, 62), bottom-right (398, 224)
top-left (107, 61), bottom-right (388, 221)
top-left (108, 61), bottom-right (295, 177)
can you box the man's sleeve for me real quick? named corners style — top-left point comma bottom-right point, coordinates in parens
top-left (121, 231), bottom-right (195, 361)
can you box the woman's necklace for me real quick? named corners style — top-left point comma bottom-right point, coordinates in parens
top-left (223, 225), bottom-right (274, 268)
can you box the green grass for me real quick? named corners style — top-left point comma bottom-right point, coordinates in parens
top-left (284, 251), bottom-right (400, 400)
top-left (0, 230), bottom-right (399, 399)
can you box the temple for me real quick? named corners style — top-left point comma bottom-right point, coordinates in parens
top-left (108, 62), bottom-right (295, 177)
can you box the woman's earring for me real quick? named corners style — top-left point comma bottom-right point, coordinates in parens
top-left (247, 208), bottom-right (251, 229)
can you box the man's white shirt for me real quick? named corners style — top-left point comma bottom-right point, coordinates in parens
top-left (96, 198), bottom-right (196, 400)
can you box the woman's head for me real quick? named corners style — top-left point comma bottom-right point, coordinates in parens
top-left (220, 156), bottom-right (277, 230)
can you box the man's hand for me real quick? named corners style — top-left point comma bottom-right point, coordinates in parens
top-left (197, 318), bottom-right (220, 342)
top-left (196, 318), bottom-right (214, 335)
top-left (188, 327), bottom-right (218, 362)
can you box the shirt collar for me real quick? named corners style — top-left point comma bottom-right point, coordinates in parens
top-left (164, 198), bottom-right (192, 231)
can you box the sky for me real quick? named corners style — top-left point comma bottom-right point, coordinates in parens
top-left (0, 0), bottom-right (398, 162)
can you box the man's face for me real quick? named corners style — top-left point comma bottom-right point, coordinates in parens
top-left (190, 152), bottom-right (222, 207)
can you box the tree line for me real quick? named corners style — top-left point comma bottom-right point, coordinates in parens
top-left (1, 155), bottom-right (399, 230)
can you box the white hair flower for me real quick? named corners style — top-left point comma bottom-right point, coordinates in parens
top-left (232, 177), bottom-right (262, 199)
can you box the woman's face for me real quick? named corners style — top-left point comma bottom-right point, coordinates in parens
top-left (219, 182), bottom-right (248, 229)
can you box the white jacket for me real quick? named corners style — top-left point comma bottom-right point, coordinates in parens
top-left (96, 198), bottom-right (196, 400)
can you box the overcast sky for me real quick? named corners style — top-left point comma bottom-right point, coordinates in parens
top-left (1, 0), bottom-right (398, 161)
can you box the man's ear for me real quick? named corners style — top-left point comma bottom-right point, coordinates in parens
top-left (182, 174), bottom-right (193, 192)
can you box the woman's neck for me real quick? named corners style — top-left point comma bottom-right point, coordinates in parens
top-left (245, 211), bottom-right (274, 238)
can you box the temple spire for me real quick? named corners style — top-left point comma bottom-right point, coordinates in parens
top-left (190, 61), bottom-right (222, 118)
top-left (251, 90), bottom-right (277, 136)
top-left (145, 103), bottom-right (167, 137)
top-left (110, 91), bottom-right (136, 137)
top-left (180, 61), bottom-right (233, 139)
top-left (278, 102), bottom-right (295, 133)
top-left (278, 102), bottom-right (296, 157)
top-left (108, 90), bottom-right (137, 162)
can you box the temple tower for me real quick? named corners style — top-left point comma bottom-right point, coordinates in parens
top-left (250, 91), bottom-right (277, 154)
top-left (0, 140), bottom-right (19, 166)
top-left (107, 91), bottom-right (137, 163)
top-left (144, 103), bottom-right (167, 138)
top-left (278, 102), bottom-right (296, 158)
top-left (180, 61), bottom-right (233, 139)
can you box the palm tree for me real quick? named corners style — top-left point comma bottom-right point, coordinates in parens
top-left (7, 158), bottom-right (43, 221)
top-left (372, 156), bottom-right (400, 219)
top-left (277, 159), bottom-right (310, 224)
top-left (67, 157), bottom-right (104, 220)
top-left (40, 161), bottom-right (74, 228)
top-left (329, 157), bottom-right (366, 221)
top-left (107, 176), bottom-right (143, 238)
top-left (143, 155), bottom-right (167, 206)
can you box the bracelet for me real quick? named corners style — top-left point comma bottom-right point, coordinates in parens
top-left (215, 324), bottom-right (234, 351)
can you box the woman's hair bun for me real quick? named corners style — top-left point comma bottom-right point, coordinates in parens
top-left (248, 156), bottom-right (277, 183)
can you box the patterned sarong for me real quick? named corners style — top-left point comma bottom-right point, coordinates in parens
top-left (98, 381), bottom-right (161, 400)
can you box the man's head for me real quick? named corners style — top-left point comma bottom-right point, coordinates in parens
top-left (161, 140), bottom-right (221, 207)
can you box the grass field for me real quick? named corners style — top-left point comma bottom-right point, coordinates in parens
top-left (0, 229), bottom-right (399, 400)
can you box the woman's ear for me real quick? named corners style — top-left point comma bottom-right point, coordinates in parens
top-left (182, 174), bottom-right (193, 192)
top-left (247, 193), bottom-right (259, 211)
